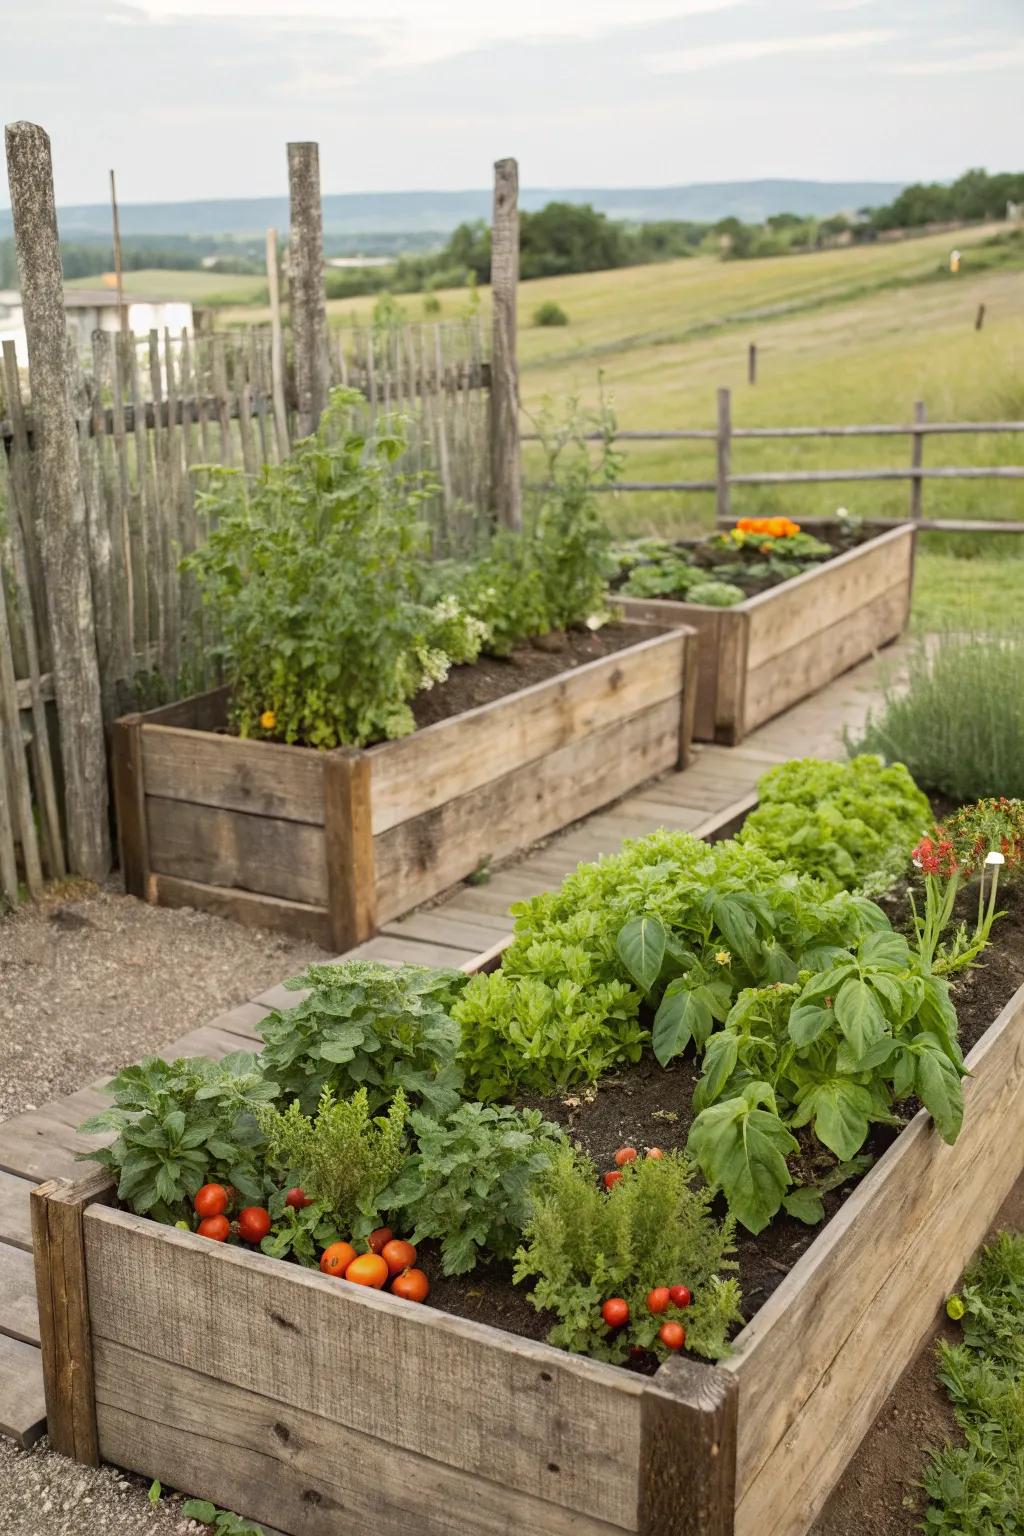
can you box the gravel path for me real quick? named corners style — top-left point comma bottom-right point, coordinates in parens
top-left (0, 879), bottom-right (325, 1533)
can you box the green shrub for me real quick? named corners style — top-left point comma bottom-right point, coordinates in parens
top-left (737, 755), bottom-right (932, 895)
top-left (850, 632), bottom-right (1024, 800)
top-left (533, 300), bottom-right (569, 326)
top-left (186, 390), bottom-right (487, 748)
top-left (514, 1146), bottom-right (742, 1363)
top-left (258, 1086), bottom-right (407, 1237)
top-left (686, 579), bottom-right (745, 607)
top-left (384, 1103), bottom-right (567, 1274)
top-left (257, 962), bottom-right (468, 1116)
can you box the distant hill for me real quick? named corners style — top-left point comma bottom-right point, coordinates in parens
top-left (0, 180), bottom-right (906, 243)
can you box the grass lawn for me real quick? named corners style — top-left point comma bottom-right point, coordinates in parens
top-left (65, 267), bottom-right (267, 305)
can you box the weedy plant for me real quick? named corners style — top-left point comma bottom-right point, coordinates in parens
top-left (851, 630), bottom-right (1024, 801)
top-left (514, 1146), bottom-right (742, 1363)
top-left (384, 1103), bottom-right (567, 1275)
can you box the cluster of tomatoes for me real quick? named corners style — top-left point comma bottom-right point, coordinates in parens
top-left (601, 1143), bottom-right (662, 1191)
top-left (601, 1286), bottom-right (692, 1351)
top-left (319, 1224), bottom-right (430, 1304)
top-left (192, 1181), bottom-right (271, 1245)
top-left (191, 1184), bottom-right (430, 1305)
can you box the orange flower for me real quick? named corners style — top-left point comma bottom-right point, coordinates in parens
top-left (734, 516), bottom-right (800, 538)
top-left (259, 709), bottom-right (277, 732)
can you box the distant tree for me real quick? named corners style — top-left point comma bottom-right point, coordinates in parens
top-left (519, 202), bottom-right (626, 278)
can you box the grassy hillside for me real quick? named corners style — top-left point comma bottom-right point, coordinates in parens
top-left (64, 268), bottom-right (266, 304)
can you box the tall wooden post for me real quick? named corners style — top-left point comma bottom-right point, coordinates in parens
top-left (490, 157), bottom-right (522, 530)
top-left (715, 387), bottom-right (733, 525)
top-left (5, 121), bottom-right (110, 879)
top-left (747, 342), bottom-right (757, 385)
top-left (287, 142), bottom-right (329, 440)
top-left (909, 399), bottom-right (926, 521)
top-left (265, 227), bottom-right (291, 458)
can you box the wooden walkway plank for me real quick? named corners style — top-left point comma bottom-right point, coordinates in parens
top-left (0, 1242), bottom-right (41, 1345)
top-left (0, 1333), bottom-right (46, 1448)
top-left (0, 1170), bottom-right (34, 1251)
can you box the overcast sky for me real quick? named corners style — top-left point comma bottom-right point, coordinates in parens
top-left (2, 0), bottom-right (1020, 206)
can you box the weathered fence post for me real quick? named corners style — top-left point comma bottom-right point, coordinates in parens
top-left (747, 342), bottom-right (757, 385)
top-left (490, 157), bottom-right (522, 530)
top-left (287, 142), bottom-right (329, 440)
top-left (975, 303), bottom-right (986, 332)
top-left (5, 120), bottom-right (111, 879)
top-left (265, 227), bottom-right (291, 458)
top-left (715, 387), bottom-right (733, 524)
top-left (910, 399), bottom-right (926, 521)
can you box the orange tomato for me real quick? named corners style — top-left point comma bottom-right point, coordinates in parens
top-left (646, 1147), bottom-right (665, 1160)
top-left (381, 1238), bottom-right (417, 1276)
top-left (613, 1146), bottom-right (637, 1167)
top-left (319, 1241), bottom-right (357, 1278)
top-left (603, 1170), bottom-right (622, 1190)
top-left (197, 1214), bottom-right (230, 1242)
top-left (346, 1253), bottom-right (389, 1289)
top-left (390, 1268), bottom-right (430, 1303)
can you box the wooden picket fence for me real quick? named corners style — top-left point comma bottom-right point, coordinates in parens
top-left (0, 316), bottom-right (492, 905)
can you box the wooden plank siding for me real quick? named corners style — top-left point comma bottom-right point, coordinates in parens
top-left (620, 526), bottom-right (914, 744)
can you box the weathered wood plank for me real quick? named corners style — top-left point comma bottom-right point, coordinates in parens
top-left (742, 525), bottom-right (914, 671)
top-left (639, 1358), bottom-right (737, 1536)
top-left (0, 1333), bottom-right (46, 1448)
top-left (345, 934), bottom-right (477, 968)
top-left (85, 1207), bottom-right (644, 1531)
top-left (94, 1339), bottom-right (631, 1536)
top-left (0, 1111), bottom-right (105, 1183)
top-left (324, 750), bottom-right (377, 951)
top-left (727, 980), bottom-right (1024, 1536)
top-left (151, 874), bottom-right (331, 949)
top-left (204, 1002), bottom-right (272, 1043)
top-left (367, 628), bottom-right (685, 835)
top-left (141, 725), bottom-right (325, 824)
top-left (742, 581), bottom-right (909, 736)
top-left (0, 1171), bottom-right (34, 1250)
top-left (139, 685), bottom-right (230, 731)
top-left (146, 798), bottom-right (327, 907)
top-left (112, 714), bottom-right (150, 898)
top-left (0, 1240), bottom-right (41, 1344)
top-left (373, 696), bottom-right (682, 924)
top-left (381, 911), bottom-right (506, 951)
top-left (618, 601), bottom-right (726, 744)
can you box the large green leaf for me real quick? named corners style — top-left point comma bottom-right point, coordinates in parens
top-left (914, 1039), bottom-right (965, 1144)
top-left (790, 1079), bottom-right (875, 1160)
top-left (711, 896), bottom-right (762, 971)
top-left (687, 1087), bottom-right (797, 1234)
top-left (788, 1001), bottom-right (834, 1048)
top-left (615, 916), bottom-right (666, 994)
top-left (652, 980), bottom-right (710, 1065)
top-left (859, 930), bottom-right (911, 972)
top-left (693, 1031), bottom-right (739, 1108)
top-left (833, 976), bottom-right (886, 1061)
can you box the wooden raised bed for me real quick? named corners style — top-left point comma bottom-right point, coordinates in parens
top-left (620, 524), bottom-right (915, 745)
top-left (31, 971), bottom-right (1024, 1536)
top-left (112, 622), bottom-right (698, 950)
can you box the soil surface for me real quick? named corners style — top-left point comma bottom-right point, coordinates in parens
top-left (613, 524), bottom-right (876, 601)
top-left (409, 621), bottom-right (659, 729)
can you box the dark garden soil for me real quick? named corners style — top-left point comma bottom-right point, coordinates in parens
top-left (427, 866), bottom-right (1024, 1363)
top-left (409, 621), bottom-right (660, 729)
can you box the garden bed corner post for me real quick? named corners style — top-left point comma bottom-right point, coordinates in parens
top-left (323, 747), bottom-right (377, 952)
top-left (30, 1171), bottom-right (116, 1465)
top-left (638, 1356), bottom-right (738, 1536)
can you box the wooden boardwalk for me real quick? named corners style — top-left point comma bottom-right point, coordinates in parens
top-left (0, 646), bottom-right (898, 1448)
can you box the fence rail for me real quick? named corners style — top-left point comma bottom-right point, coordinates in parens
top-left (524, 390), bottom-right (1024, 529)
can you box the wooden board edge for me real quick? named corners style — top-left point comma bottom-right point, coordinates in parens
top-left (151, 873), bottom-right (332, 948)
top-left (737, 524), bottom-right (916, 617)
top-left (639, 1357), bottom-right (738, 1536)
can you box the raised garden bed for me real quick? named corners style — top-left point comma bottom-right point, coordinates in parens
top-left (33, 799), bottom-right (1024, 1536)
top-left (619, 524), bottom-right (915, 745)
top-left (113, 620), bottom-right (697, 950)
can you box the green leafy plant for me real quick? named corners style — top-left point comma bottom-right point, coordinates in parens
top-left (923, 1232), bottom-right (1024, 1535)
top-left (910, 825), bottom-right (1008, 975)
top-left (686, 579), bottom-right (745, 607)
top-left (687, 928), bottom-right (966, 1232)
top-left (186, 389), bottom-right (487, 748)
top-left (257, 1085), bottom-right (407, 1236)
top-left (80, 1053), bottom-right (276, 1222)
top-left (850, 630), bottom-right (1024, 801)
top-left (258, 1197), bottom-right (344, 1268)
top-left (514, 1146), bottom-right (742, 1363)
top-left (384, 1103), bottom-right (567, 1274)
top-left (182, 1501), bottom-right (271, 1535)
top-left (257, 961), bottom-right (467, 1115)
top-left (533, 300), bottom-right (569, 326)
top-left (737, 755), bottom-right (932, 896)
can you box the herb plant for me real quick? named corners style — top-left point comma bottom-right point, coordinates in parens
top-left (514, 1146), bottom-right (742, 1363)
top-left (384, 1103), bottom-right (567, 1274)
top-left (187, 389), bottom-right (487, 748)
top-left (736, 755), bottom-right (931, 896)
top-left (257, 1085), bottom-right (407, 1237)
top-left (81, 1053), bottom-right (276, 1222)
top-left (687, 927), bottom-right (966, 1232)
top-left (258, 961), bottom-right (467, 1115)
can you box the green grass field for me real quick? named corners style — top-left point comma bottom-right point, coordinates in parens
top-left (64, 268), bottom-right (266, 305)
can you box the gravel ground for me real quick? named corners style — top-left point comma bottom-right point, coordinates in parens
top-left (0, 879), bottom-right (325, 1534)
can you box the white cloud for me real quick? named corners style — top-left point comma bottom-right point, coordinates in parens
top-left (645, 28), bottom-right (899, 72)
top-left (886, 40), bottom-right (1024, 74)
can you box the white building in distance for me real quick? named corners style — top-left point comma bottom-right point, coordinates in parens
top-left (0, 288), bottom-right (194, 362)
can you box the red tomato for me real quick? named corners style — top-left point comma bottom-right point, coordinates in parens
top-left (669, 1285), bottom-right (692, 1309)
top-left (390, 1268), bottom-right (430, 1303)
top-left (603, 1170), bottom-right (622, 1190)
top-left (237, 1207), bottom-right (271, 1244)
top-left (614, 1146), bottom-right (638, 1167)
top-left (381, 1238), bottom-right (417, 1276)
top-left (285, 1187), bottom-right (311, 1210)
top-left (601, 1298), bottom-right (630, 1328)
top-left (197, 1214), bottom-right (230, 1242)
top-left (646, 1147), bottom-right (665, 1161)
top-left (368, 1226), bottom-right (394, 1255)
top-left (647, 1287), bottom-right (671, 1315)
top-left (320, 1241), bottom-right (356, 1277)
top-left (659, 1322), bottom-right (686, 1351)
top-left (194, 1183), bottom-right (228, 1219)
